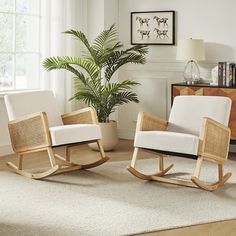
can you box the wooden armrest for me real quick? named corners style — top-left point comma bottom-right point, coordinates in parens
top-left (136, 112), bottom-right (168, 131)
top-left (62, 107), bottom-right (98, 125)
top-left (8, 112), bottom-right (51, 153)
top-left (199, 117), bottom-right (231, 162)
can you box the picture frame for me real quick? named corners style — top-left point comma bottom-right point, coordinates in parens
top-left (131, 11), bottom-right (175, 45)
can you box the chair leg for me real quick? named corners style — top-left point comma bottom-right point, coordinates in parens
top-left (66, 146), bottom-right (71, 162)
top-left (218, 163), bottom-right (223, 181)
top-left (127, 148), bottom-right (174, 180)
top-left (131, 148), bottom-right (139, 168)
top-left (193, 156), bottom-right (203, 178)
top-left (218, 163), bottom-right (232, 187)
top-left (191, 157), bottom-right (232, 191)
top-left (54, 140), bottom-right (109, 170)
top-left (6, 147), bottom-right (59, 179)
top-left (47, 147), bottom-right (57, 167)
top-left (97, 140), bottom-right (106, 159)
top-left (78, 140), bottom-right (109, 169)
top-left (159, 155), bottom-right (164, 171)
top-left (18, 154), bottom-right (23, 170)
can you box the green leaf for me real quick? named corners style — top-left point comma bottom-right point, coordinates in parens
top-left (43, 56), bottom-right (99, 81)
top-left (63, 29), bottom-right (99, 65)
top-left (105, 45), bottom-right (148, 81)
top-left (92, 24), bottom-right (118, 51)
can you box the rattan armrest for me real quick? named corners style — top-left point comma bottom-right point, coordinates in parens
top-left (62, 107), bottom-right (98, 125)
top-left (136, 112), bottom-right (168, 131)
top-left (198, 117), bottom-right (231, 162)
top-left (8, 112), bottom-right (51, 153)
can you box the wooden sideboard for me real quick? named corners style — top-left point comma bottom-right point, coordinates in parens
top-left (171, 83), bottom-right (236, 142)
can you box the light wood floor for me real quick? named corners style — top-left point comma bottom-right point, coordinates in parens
top-left (0, 139), bottom-right (236, 236)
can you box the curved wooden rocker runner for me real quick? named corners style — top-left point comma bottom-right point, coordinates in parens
top-left (127, 151), bottom-right (232, 191)
top-left (7, 140), bottom-right (109, 180)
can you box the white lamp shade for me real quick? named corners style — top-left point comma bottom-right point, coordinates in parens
top-left (176, 39), bottom-right (205, 61)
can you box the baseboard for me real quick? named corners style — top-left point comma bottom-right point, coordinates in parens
top-left (0, 144), bottom-right (13, 156)
top-left (118, 129), bottom-right (135, 140)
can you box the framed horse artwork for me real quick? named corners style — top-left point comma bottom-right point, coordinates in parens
top-left (131, 11), bottom-right (175, 45)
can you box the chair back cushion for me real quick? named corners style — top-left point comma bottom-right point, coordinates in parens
top-left (168, 96), bottom-right (232, 136)
top-left (4, 90), bottom-right (63, 127)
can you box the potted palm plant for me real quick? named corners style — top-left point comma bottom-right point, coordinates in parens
top-left (43, 24), bottom-right (148, 151)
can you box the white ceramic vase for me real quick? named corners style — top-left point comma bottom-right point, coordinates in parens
top-left (88, 121), bottom-right (119, 151)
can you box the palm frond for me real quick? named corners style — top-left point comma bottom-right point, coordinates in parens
top-left (43, 57), bottom-right (89, 84)
top-left (105, 91), bottom-right (140, 117)
top-left (43, 56), bottom-right (99, 81)
top-left (103, 80), bottom-right (140, 96)
top-left (63, 29), bottom-right (99, 65)
top-left (105, 50), bottom-right (148, 81)
top-left (71, 89), bottom-right (98, 106)
top-left (92, 24), bottom-right (118, 51)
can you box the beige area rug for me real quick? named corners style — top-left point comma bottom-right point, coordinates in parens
top-left (0, 157), bottom-right (236, 236)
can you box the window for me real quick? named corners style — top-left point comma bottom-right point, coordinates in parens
top-left (0, 0), bottom-right (40, 91)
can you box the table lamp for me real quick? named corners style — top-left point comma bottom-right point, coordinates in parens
top-left (176, 38), bottom-right (205, 84)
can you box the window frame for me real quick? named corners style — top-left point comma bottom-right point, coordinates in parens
top-left (0, 0), bottom-right (41, 92)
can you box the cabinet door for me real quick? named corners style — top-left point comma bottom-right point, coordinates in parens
top-left (172, 86), bottom-right (203, 103)
top-left (204, 88), bottom-right (236, 140)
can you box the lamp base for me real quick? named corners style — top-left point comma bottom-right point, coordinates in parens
top-left (183, 60), bottom-right (200, 84)
top-left (186, 80), bottom-right (195, 85)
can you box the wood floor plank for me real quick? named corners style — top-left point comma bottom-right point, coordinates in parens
top-left (140, 219), bottom-right (236, 236)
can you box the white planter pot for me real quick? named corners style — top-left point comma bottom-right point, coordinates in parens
top-left (88, 121), bottom-right (119, 151)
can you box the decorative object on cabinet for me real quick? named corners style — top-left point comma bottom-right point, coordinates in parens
top-left (176, 38), bottom-right (205, 84)
top-left (211, 65), bottom-right (218, 85)
top-left (131, 11), bottom-right (175, 45)
top-left (172, 83), bottom-right (236, 141)
top-left (128, 96), bottom-right (232, 191)
top-left (4, 90), bottom-right (109, 179)
top-left (218, 62), bottom-right (236, 87)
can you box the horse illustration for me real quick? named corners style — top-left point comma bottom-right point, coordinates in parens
top-left (136, 17), bottom-right (150, 27)
top-left (153, 16), bottom-right (168, 27)
top-left (154, 28), bottom-right (168, 39)
top-left (137, 29), bottom-right (150, 40)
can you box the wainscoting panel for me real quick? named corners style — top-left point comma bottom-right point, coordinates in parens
top-left (118, 74), bottom-right (168, 139)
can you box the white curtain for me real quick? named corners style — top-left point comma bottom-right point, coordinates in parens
top-left (40, 0), bottom-right (86, 113)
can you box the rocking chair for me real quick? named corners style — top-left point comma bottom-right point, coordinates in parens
top-left (128, 96), bottom-right (232, 191)
top-left (4, 90), bottom-right (109, 179)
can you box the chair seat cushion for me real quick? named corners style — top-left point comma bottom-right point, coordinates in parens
top-left (49, 124), bottom-right (101, 146)
top-left (134, 131), bottom-right (199, 155)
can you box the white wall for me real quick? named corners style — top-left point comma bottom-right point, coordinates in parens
top-left (86, 0), bottom-right (105, 41)
top-left (86, 0), bottom-right (119, 41)
top-left (1, 0), bottom-right (236, 156)
top-left (117, 0), bottom-right (236, 139)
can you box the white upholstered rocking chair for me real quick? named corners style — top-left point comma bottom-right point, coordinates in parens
top-left (128, 96), bottom-right (232, 191)
top-left (4, 90), bottom-right (109, 179)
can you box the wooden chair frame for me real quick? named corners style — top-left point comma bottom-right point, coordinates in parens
top-left (7, 107), bottom-right (109, 179)
top-left (127, 112), bottom-right (232, 191)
